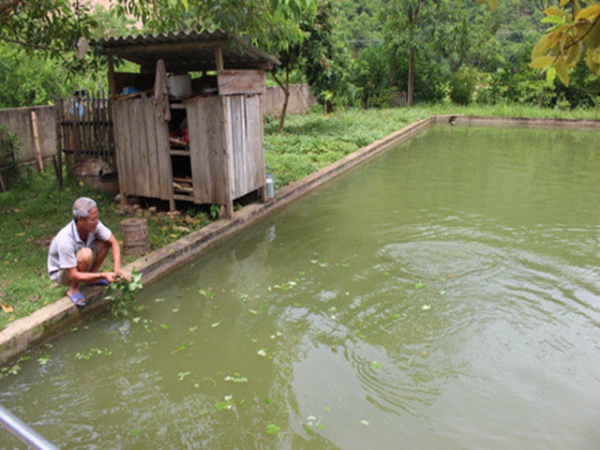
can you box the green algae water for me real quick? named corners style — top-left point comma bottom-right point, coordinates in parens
top-left (3, 125), bottom-right (600, 449)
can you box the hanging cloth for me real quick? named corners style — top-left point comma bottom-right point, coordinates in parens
top-left (153, 59), bottom-right (171, 122)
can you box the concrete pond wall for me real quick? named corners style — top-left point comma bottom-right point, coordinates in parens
top-left (1, 114), bottom-right (599, 365)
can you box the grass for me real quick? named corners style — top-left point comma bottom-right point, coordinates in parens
top-left (264, 107), bottom-right (430, 187)
top-left (0, 104), bottom-right (597, 330)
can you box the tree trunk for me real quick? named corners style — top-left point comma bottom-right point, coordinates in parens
top-left (278, 87), bottom-right (290, 132)
top-left (271, 70), bottom-right (291, 133)
top-left (408, 47), bottom-right (415, 107)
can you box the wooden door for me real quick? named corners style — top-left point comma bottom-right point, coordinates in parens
top-left (111, 97), bottom-right (173, 201)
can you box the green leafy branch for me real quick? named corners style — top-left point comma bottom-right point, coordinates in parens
top-left (105, 269), bottom-right (143, 317)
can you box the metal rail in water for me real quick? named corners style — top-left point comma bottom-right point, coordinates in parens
top-left (0, 403), bottom-right (58, 449)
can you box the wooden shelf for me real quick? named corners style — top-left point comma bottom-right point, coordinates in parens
top-left (170, 149), bottom-right (190, 156)
top-left (173, 194), bottom-right (194, 201)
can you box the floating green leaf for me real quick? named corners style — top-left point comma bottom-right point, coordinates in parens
top-left (224, 375), bottom-right (248, 383)
top-left (178, 371), bottom-right (191, 381)
top-left (266, 424), bottom-right (281, 435)
top-left (215, 402), bottom-right (231, 411)
top-left (198, 288), bottom-right (215, 299)
top-left (172, 344), bottom-right (187, 354)
top-left (216, 395), bottom-right (234, 411)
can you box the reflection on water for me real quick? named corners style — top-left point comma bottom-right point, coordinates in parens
top-left (2, 126), bottom-right (600, 449)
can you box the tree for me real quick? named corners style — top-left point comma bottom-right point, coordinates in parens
top-left (382, 0), bottom-right (444, 106)
top-left (475, 0), bottom-right (600, 86)
top-left (113, 0), bottom-right (315, 49)
top-left (0, 0), bottom-right (97, 60)
top-left (529, 1), bottom-right (600, 85)
top-left (334, 0), bottom-right (382, 56)
top-left (270, 43), bottom-right (305, 132)
top-left (298, 0), bottom-right (349, 113)
top-left (0, 3), bottom-right (139, 107)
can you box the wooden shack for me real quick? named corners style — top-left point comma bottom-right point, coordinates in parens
top-left (95, 30), bottom-right (279, 217)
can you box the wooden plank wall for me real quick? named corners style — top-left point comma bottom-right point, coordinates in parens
top-left (245, 94), bottom-right (266, 192)
top-left (112, 97), bottom-right (172, 200)
top-left (217, 70), bottom-right (266, 96)
top-left (227, 94), bottom-right (265, 198)
top-left (186, 96), bottom-right (229, 204)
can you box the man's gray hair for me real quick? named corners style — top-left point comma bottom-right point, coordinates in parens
top-left (73, 197), bottom-right (97, 221)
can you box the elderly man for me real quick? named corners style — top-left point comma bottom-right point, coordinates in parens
top-left (47, 197), bottom-right (131, 306)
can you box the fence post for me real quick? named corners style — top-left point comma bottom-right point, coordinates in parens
top-left (30, 111), bottom-right (44, 173)
top-left (54, 98), bottom-right (64, 190)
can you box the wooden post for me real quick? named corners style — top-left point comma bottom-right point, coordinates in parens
top-left (108, 54), bottom-right (116, 97)
top-left (55, 99), bottom-right (64, 190)
top-left (30, 111), bottom-right (44, 173)
top-left (221, 95), bottom-right (234, 218)
top-left (214, 46), bottom-right (224, 72)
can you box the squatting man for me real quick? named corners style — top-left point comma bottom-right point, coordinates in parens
top-left (47, 197), bottom-right (131, 306)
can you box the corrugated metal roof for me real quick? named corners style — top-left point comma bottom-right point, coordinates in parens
top-left (93, 29), bottom-right (279, 73)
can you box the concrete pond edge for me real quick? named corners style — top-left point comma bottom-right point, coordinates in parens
top-left (1, 114), bottom-right (599, 365)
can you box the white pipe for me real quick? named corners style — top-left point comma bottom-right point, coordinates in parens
top-left (0, 403), bottom-right (58, 450)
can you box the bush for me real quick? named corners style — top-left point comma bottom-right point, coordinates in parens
top-left (0, 126), bottom-right (22, 190)
top-left (451, 66), bottom-right (480, 105)
top-left (476, 68), bottom-right (556, 107)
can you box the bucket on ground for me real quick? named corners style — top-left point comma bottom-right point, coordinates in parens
top-left (120, 218), bottom-right (150, 257)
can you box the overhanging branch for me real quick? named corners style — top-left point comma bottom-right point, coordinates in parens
top-left (0, 35), bottom-right (63, 52)
top-left (0, 0), bottom-right (20, 16)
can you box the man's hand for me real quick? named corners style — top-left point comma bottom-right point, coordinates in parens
top-left (97, 272), bottom-right (120, 284)
top-left (116, 269), bottom-right (132, 283)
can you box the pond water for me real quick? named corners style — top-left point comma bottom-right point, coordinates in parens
top-left (3, 125), bottom-right (600, 449)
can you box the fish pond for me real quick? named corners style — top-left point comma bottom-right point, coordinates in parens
top-left (2, 125), bottom-right (600, 449)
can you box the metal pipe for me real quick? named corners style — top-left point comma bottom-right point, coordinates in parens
top-left (0, 403), bottom-right (58, 450)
